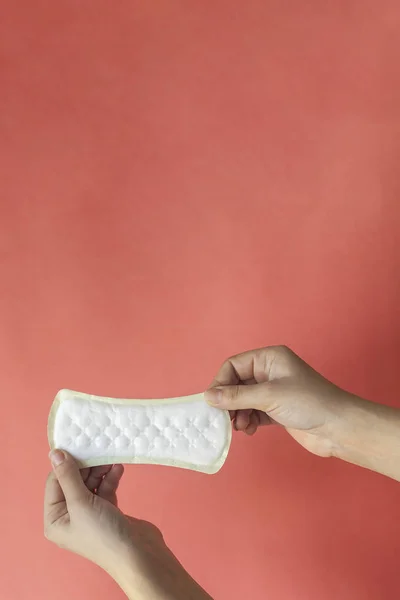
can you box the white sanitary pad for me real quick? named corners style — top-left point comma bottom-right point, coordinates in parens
top-left (48, 389), bottom-right (232, 474)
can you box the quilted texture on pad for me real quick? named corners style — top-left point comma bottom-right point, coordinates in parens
top-left (48, 390), bottom-right (232, 473)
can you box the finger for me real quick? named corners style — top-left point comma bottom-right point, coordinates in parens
top-left (44, 471), bottom-right (69, 531)
top-left (258, 411), bottom-right (275, 426)
top-left (44, 471), bottom-right (65, 508)
top-left (230, 410), bottom-right (237, 430)
top-left (97, 464), bottom-right (124, 504)
top-left (245, 411), bottom-right (260, 436)
top-left (209, 348), bottom-right (272, 388)
top-left (85, 465), bottom-right (113, 493)
top-left (209, 360), bottom-right (240, 388)
top-left (235, 409), bottom-right (252, 431)
top-left (80, 467), bottom-right (90, 484)
top-left (205, 381), bottom-right (271, 411)
top-left (49, 450), bottom-right (90, 505)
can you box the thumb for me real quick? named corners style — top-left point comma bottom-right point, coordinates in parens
top-left (205, 382), bottom-right (271, 411)
top-left (49, 449), bottom-right (90, 504)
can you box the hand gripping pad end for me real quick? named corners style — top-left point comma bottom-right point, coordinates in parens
top-left (48, 389), bottom-right (232, 474)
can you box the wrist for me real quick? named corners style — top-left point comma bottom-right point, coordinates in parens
top-left (109, 543), bottom-right (212, 600)
top-left (103, 547), bottom-right (143, 599)
top-left (327, 391), bottom-right (363, 458)
top-left (331, 393), bottom-right (400, 480)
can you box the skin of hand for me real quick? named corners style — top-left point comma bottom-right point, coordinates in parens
top-left (205, 345), bottom-right (400, 480)
top-left (44, 451), bottom-right (212, 600)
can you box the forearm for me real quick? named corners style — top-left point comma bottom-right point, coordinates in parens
top-left (333, 394), bottom-right (400, 481)
top-left (112, 547), bottom-right (213, 600)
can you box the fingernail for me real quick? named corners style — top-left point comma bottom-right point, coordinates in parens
top-left (49, 449), bottom-right (65, 467)
top-left (205, 388), bottom-right (222, 405)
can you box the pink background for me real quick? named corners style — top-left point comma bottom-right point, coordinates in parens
top-left (1, 2), bottom-right (400, 599)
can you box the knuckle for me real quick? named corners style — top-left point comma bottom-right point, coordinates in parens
top-left (271, 345), bottom-right (298, 377)
top-left (225, 385), bottom-right (240, 403)
top-left (145, 521), bottom-right (164, 541)
top-left (277, 344), bottom-right (290, 354)
top-left (232, 385), bottom-right (241, 400)
top-left (273, 345), bottom-right (294, 361)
